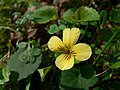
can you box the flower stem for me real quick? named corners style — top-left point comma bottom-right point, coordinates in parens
top-left (94, 28), bottom-right (120, 64)
top-left (80, 23), bottom-right (89, 40)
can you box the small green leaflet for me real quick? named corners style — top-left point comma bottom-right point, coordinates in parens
top-left (0, 65), bottom-right (10, 84)
top-left (7, 42), bottom-right (42, 81)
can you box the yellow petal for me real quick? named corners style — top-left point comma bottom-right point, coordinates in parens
top-left (55, 54), bottom-right (74, 70)
top-left (63, 28), bottom-right (80, 48)
top-left (48, 36), bottom-right (66, 52)
top-left (70, 43), bottom-right (92, 61)
top-left (63, 28), bottom-right (71, 48)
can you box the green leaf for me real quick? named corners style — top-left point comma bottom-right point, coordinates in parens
top-left (18, 42), bottom-right (27, 48)
top-left (31, 48), bottom-right (41, 56)
top-left (110, 8), bottom-right (120, 23)
top-left (0, 65), bottom-right (10, 84)
top-left (31, 6), bottom-right (58, 24)
top-left (37, 65), bottom-right (52, 81)
top-left (72, 6), bottom-right (100, 22)
top-left (59, 25), bottom-right (66, 30)
top-left (48, 24), bottom-right (60, 34)
top-left (110, 60), bottom-right (120, 69)
top-left (31, 40), bottom-right (39, 48)
top-left (60, 67), bottom-right (98, 90)
top-left (7, 47), bottom-right (42, 81)
top-left (62, 8), bottom-right (77, 23)
top-left (18, 48), bottom-right (35, 63)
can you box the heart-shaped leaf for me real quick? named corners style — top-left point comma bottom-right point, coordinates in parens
top-left (72, 6), bottom-right (100, 22)
top-left (60, 67), bottom-right (98, 90)
top-left (48, 24), bottom-right (60, 34)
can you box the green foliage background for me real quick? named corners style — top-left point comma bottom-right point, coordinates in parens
top-left (0, 0), bottom-right (120, 90)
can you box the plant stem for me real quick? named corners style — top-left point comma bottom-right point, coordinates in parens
top-left (0, 26), bottom-right (16, 32)
top-left (25, 75), bottom-right (32, 90)
top-left (80, 23), bottom-right (89, 40)
top-left (94, 28), bottom-right (120, 64)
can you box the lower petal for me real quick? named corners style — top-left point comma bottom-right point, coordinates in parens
top-left (70, 43), bottom-right (92, 61)
top-left (55, 54), bottom-right (74, 70)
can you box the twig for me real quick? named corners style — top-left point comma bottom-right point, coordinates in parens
top-left (95, 68), bottom-right (109, 77)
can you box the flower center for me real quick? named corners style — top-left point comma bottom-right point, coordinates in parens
top-left (63, 49), bottom-right (76, 60)
top-left (64, 49), bottom-right (76, 55)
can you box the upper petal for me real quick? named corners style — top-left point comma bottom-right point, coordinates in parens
top-left (48, 36), bottom-right (66, 52)
top-left (63, 28), bottom-right (80, 48)
top-left (55, 54), bottom-right (74, 70)
top-left (70, 43), bottom-right (92, 61)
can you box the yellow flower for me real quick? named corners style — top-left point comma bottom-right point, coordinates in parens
top-left (48, 28), bottom-right (92, 70)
